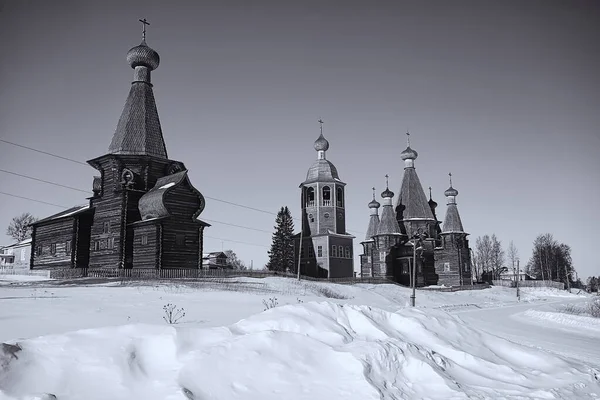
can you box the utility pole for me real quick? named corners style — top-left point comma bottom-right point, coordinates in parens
top-left (410, 234), bottom-right (421, 307)
top-left (516, 259), bottom-right (520, 301)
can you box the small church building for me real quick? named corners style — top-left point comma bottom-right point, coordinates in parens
top-left (360, 136), bottom-right (472, 287)
top-left (30, 23), bottom-right (209, 270)
top-left (293, 123), bottom-right (355, 278)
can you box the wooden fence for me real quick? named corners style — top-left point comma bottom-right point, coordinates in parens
top-left (420, 283), bottom-right (490, 292)
top-left (492, 279), bottom-right (565, 290)
top-left (43, 267), bottom-right (404, 286)
top-left (0, 267), bottom-right (50, 278)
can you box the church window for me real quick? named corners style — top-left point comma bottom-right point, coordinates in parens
top-left (50, 243), bottom-right (57, 255)
top-left (322, 186), bottom-right (331, 206)
top-left (66, 240), bottom-right (72, 254)
top-left (103, 221), bottom-right (111, 234)
top-left (444, 262), bottom-right (450, 272)
top-left (94, 241), bottom-right (101, 251)
top-left (175, 234), bottom-right (185, 246)
top-left (141, 235), bottom-right (148, 245)
top-left (317, 245), bottom-right (323, 257)
top-left (107, 238), bottom-right (115, 249)
top-left (324, 212), bottom-right (330, 219)
top-left (306, 187), bottom-right (315, 207)
top-left (337, 187), bottom-right (344, 207)
top-left (345, 246), bottom-right (351, 258)
top-left (332, 245), bottom-right (338, 257)
top-left (35, 246), bottom-right (42, 256)
top-left (309, 213), bottom-right (314, 222)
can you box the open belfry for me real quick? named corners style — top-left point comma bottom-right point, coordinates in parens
top-left (30, 20), bottom-right (209, 270)
top-left (360, 133), bottom-right (472, 287)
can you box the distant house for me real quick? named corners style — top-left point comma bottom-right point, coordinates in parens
top-left (202, 252), bottom-right (230, 269)
top-left (498, 267), bottom-right (530, 282)
top-left (0, 238), bottom-right (32, 270)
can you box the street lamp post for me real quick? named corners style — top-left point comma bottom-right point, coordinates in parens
top-left (411, 239), bottom-right (417, 307)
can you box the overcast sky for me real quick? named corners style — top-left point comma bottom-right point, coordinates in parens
top-left (1, 0), bottom-right (598, 279)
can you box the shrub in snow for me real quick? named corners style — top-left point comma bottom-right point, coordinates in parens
top-left (262, 297), bottom-right (278, 310)
top-left (590, 298), bottom-right (600, 318)
top-left (162, 303), bottom-right (185, 324)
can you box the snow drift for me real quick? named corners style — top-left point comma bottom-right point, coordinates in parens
top-left (1, 302), bottom-right (598, 400)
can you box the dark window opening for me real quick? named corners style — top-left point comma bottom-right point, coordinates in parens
top-left (317, 245), bottom-right (323, 257)
top-left (175, 234), bottom-right (185, 246)
top-left (337, 187), bottom-right (344, 207)
top-left (306, 187), bottom-right (315, 207)
top-left (66, 240), bottom-right (72, 254)
top-left (322, 186), bottom-right (331, 206)
top-left (309, 213), bottom-right (314, 223)
top-left (141, 235), bottom-right (148, 245)
top-left (103, 221), bottom-right (111, 234)
top-left (50, 243), bottom-right (56, 255)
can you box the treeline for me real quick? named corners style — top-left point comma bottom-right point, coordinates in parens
top-left (473, 232), bottom-right (581, 288)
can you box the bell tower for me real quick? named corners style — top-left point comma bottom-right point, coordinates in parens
top-left (295, 120), bottom-right (355, 278)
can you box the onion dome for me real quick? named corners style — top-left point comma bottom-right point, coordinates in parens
top-left (368, 198), bottom-right (381, 208)
top-left (428, 197), bottom-right (438, 209)
top-left (444, 186), bottom-right (459, 197)
top-left (314, 133), bottom-right (330, 152)
top-left (381, 188), bottom-right (394, 198)
top-left (400, 146), bottom-right (418, 161)
top-left (428, 186), bottom-right (437, 209)
top-left (127, 40), bottom-right (160, 70)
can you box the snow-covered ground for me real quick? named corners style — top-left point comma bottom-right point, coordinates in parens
top-left (0, 276), bottom-right (598, 399)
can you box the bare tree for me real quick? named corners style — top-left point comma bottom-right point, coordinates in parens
top-left (489, 234), bottom-right (505, 279)
top-left (223, 249), bottom-right (246, 270)
top-left (6, 213), bottom-right (38, 242)
top-left (507, 241), bottom-right (519, 274)
top-left (475, 235), bottom-right (492, 280)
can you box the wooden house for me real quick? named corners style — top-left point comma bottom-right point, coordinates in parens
top-left (30, 28), bottom-right (209, 270)
top-left (202, 252), bottom-right (230, 269)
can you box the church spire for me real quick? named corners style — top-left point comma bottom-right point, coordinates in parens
top-left (108, 19), bottom-right (168, 159)
top-left (365, 186), bottom-right (381, 240)
top-left (442, 173), bottom-right (464, 233)
top-left (377, 175), bottom-right (402, 235)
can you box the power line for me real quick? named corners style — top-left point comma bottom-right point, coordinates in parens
top-left (0, 139), bottom-right (89, 166)
top-left (0, 168), bottom-right (90, 194)
top-left (0, 140), bottom-right (367, 235)
top-left (0, 191), bottom-right (68, 208)
top-left (202, 218), bottom-right (271, 234)
top-left (204, 235), bottom-right (268, 248)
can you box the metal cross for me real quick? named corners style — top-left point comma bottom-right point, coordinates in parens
top-left (318, 119), bottom-right (324, 135)
top-left (428, 186), bottom-right (432, 199)
top-left (406, 130), bottom-right (410, 147)
top-left (372, 187), bottom-right (376, 199)
top-left (139, 18), bottom-right (150, 41)
top-left (449, 172), bottom-right (453, 186)
top-left (385, 174), bottom-right (389, 189)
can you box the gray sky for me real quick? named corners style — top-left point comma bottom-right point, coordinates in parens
top-left (1, 0), bottom-right (598, 279)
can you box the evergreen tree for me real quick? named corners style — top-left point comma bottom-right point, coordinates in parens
top-left (266, 206), bottom-right (295, 272)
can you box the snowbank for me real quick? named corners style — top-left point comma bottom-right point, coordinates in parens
top-left (522, 309), bottom-right (600, 334)
top-left (1, 302), bottom-right (598, 400)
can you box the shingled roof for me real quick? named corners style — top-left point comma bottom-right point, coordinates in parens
top-left (396, 168), bottom-right (435, 221)
top-left (33, 204), bottom-right (92, 225)
top-left (108, 81), bottom-right (168, 158)
top-left (138, 171), bottom-right (188, 220)
top-left (442, 203), bottom-right (465, 233)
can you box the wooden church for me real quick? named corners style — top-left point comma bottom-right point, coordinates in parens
top-left (30, 22), bottom-right (209, 270)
